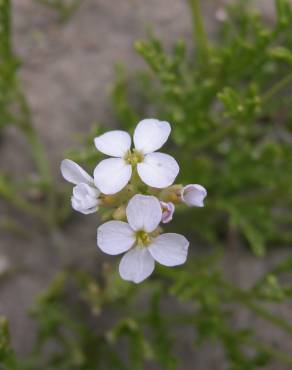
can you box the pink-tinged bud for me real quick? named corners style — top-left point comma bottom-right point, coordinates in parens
top-left (160, 201), bottom-right (175, 223)
top-left (181, 184), bottom-right (207, 207)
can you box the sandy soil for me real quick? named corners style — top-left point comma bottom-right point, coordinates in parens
top-left (1, 1), bottom-right (291, 369)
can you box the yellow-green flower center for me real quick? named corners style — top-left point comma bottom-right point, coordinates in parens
top-left (135, 230), bottom-right (151, 247)
top-left (124, 149), bottom-right (144, 166)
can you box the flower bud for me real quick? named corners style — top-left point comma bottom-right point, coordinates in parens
top-left (159, 184), bottom-right (183, 203)
top-left (181, 184), bottom-right (207, 207)
top-left (112, 205), bottom-right (127, 221)
top-left (71, 183), bottom-right (100, 214)
top-left (160, 201), bottom-right (175, 223)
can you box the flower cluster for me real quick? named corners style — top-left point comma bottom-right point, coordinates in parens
top-left (61, 119), bottom-right (207, 283)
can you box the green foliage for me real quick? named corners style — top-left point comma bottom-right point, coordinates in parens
top-left (2, 253), bottom-right (292, 369)
top-left (108, 0), bottom-right (292, 255)
top-left (0, 317), bottom-right (17, 369)
top-left (0, 0), bottom-right (19, 131)
top-left (0, 0), bottom-right (63, 231)
top-left (1, 1), bottom-right (292, 369)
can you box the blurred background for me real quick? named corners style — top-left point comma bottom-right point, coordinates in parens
top-left (1, 1), bottom-right (292, 369)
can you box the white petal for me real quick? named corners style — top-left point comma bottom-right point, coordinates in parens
top-left (181, 184), bottom-right (207, 207)
top-left (94, 158), bottom-right (132, 195)
top-left (94, 130), bottom-right (131, 157)
top-left (71, 183), bottom-right (100, 214)
top-left (133, 119), bottom-right (171, 154)
top-left (61, 159), bottom-right (93, 185)
top-left (137, 152), bottom-right (179, 188)
top-left (126, 194), bottom-right (162, 232)
top-left (119, 248), bottom-right (155, 283)
top-left (160, 201), bottom-right (175, 224)
top-left (97, 221), bottom-right (135, 255)
top-left (149, 233), bottom-right (189, 266)
top-left (71, 197), bottom-right (98, 215)
top-left (73, 183), bottom-right (100, 199)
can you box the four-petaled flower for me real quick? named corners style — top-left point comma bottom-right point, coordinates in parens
top-left (97, 195), bottom-right (189, 283)
top-left (61, 159), bottom-right (100, 214)
top-left (93, 119), bottom-right (179, 194)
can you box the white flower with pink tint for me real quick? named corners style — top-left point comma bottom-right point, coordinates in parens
top-left (93, 119), bottom-right (179, 194)
top-left (97, 195), bottom-right (189, 283)
top-left (181, 184), bottom-right (207, 207)
top-left (61, 159), bottom-right (100, 214)
top-left (160, 201), bottom-right (175, 223)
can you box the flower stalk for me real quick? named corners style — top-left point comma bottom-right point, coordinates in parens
top-left (188, 0), bottom-right (210, 65)
top-left (14, 87), bottom-right (57, 228)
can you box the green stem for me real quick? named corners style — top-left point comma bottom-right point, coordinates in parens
top-left (243, 299), bottom-right (292, 335)
top-left (0, 178), bottom-right (44, 219)
top-left (244, 337), bottom-right (292, 367)
top-left (193, 67), bottom-right (292, 152)
top-left (16, 90), bottom-right (52, 185)
top-left (253, 258), bottom-right (292, 289)
top-left (163, 313), bottom-right (292, 367)
top-left (14, 88), bottom-right (57, 228)
top-left (193, 120), bottom-right (237, 152)
top-left (225, 283), bottom-right (292, 335)
top-left (194, 72), bottom-right (292, 153)
top-left (262, 72), bottom-right (292, 104)
top-left (188, 0), bottom-right (209, 64)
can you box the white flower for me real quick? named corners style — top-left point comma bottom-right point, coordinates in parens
top-left (160, 201), bottom-right (175, 223)
top-left (93, 119), bottom-right (179, 194)
top-left (97, 194), bottom-right (189, 283)
top-left (181, 184), bottom-right (207, 207)
top-left (61, 159), bottom-right (100, 214)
